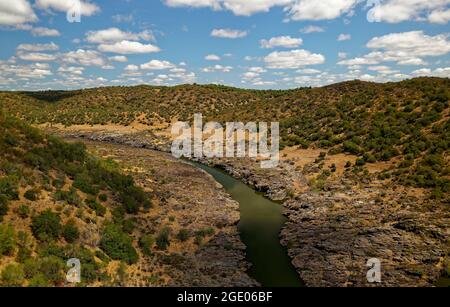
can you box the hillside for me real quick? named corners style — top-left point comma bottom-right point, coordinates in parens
top-left (1, 77), bottom-right (449, 199)
top-left (0, 112), bottom-right (254, 287)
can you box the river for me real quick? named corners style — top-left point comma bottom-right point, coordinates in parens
top-left (193, 162), bottom-right (304, 287)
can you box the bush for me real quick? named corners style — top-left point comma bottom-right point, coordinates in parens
top-left (28, 274), bottom-right (51, 287)
top-left (31, 210), bottom-right (62, 241)
top-left (62, 219), bottom-right (80, 243)
top-left (176, 229), bottom-right (190, 242)
top-left (156, 227), bottom-right (171, 250)
top-left (0, 175), bottom-right (19, 201)
top-left (0, 264), bottom-right (25, 287)
top-left (0, 195), bottom-right (9, 219)
top-left (100, 224), bottom-right (138, 264)
top-left (85, 197), bottom-right (106, 216)
top-left (17, 204), bottom-right (30, 219)
top-left (139, 235), bottom-right (154, 257)
top-left (0, 224), bottom-right (16, 256)
top-left (24, 188), bottom-right (40, 201)
top-left (73, 172), bottom-right (99, 195)
top-left (98, 194), bottom-right (107, 202)
top-left (54, 188), bottom-right (81, 206)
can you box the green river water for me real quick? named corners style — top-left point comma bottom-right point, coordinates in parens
top-left (193, 163), bottom-right (304, 287)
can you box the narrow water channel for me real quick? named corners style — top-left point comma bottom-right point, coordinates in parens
top-left (193, 162), bottom-right (304, 287)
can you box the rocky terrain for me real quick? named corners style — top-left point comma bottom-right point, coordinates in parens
top-left (44, 127), bottom-right (450, 287)
top-left (75, 140), bottom-right (257, 287)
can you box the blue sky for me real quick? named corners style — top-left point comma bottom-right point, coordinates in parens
top-left (0, 0), bottom-right (449, 90)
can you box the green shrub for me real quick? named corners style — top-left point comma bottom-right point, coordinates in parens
top-left (100, 224), bottom-right (138, 264)
top-left (62, 219), bottom-right (80, 243)
top-left (85, 197), bottom-right (106, 216)
top-left (54, 188), bottom-right (81, 206)
top-left (139, 235), bottom-right (154, 257)
top-left (98, 194), bottom-right (107, 202)
top-left (17, 204), bottom-right (30, 219)
top-left (28, 274), bottom-right (51, 287)
top-left (0, 195), bottom-right (9, 219)
top-left (176, 229), bottom-right (190, 242)
top-left (0, 175), bottom-right (19, 200)
top-left (156, 227), bottom-right (171, 251)
top-left (24, 188), bottom-right (40, 201)
top-left (31, 210), bottom-right (62, 241)
top-left (73, 172), bottom-right (99, 195)
top-left (0, 224), bottom-right (16, 256)
top-left (0, 264), bottom-right (24, 287)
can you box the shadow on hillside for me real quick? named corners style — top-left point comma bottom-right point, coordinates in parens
top-left (21, 91), bottom-right (79, 103)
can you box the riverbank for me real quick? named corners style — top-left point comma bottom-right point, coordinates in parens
top-left (46, 127), bottom-right (449, 287)
top-left (69, 139), bottom-right (258, 287)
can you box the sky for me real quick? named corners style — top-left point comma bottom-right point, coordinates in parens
top-left (0, 0), bottom-right (449, 90)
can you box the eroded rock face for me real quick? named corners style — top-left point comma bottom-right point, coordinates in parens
top-left (51, 129), bottom-right (449, 287)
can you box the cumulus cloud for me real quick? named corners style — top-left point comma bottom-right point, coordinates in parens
top-left (288, 0), bottom-right (357, 21)
top-left (31, 27), bottom-right (60, 37)
top-left (108, 55), bottom-right (128, 62)
top-left (62, 49), bottom-right (106, 66)
top-left (211, 28), bottom-right (248, 38)
top-left (140, 60), bottom-right (175, 70)
top-left (17, 52), bottom-right (57, 62)
top-left (299, 25), bottom-right (325, 33)
top-left (205, 54), bottom-right (221, 61)
top-left (35, 0), bottom-right (100, 16)
top-left (58, 66), bottom-right (85, 75)
top-left (17, 42), bottom-right (59, 52)
top-left (260, 36), bottom-right (303, 49)
top-left (0, 0), bottom-right (37, 25)
top-left (339, 31), bottom-right (450, 66)
top-left (264, 49), bottom-right (325, 69)
top-left (165, 0), bottom-right (291, 16)
top-left (337, 33), bottom-right (351, 41)
top-left (367, 0), bottom-right (450, 24)
top-left (98, 40), bottom-right (160, 54)
top-left (0, 62), bottom-right (52, 79)
top-left (201, 64), bottom-right (233, 72)
top-left (86, 28), bottom-right (154, 44)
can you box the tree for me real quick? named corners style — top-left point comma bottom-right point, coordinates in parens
top-left (31, 210), bottom-right (62, 241)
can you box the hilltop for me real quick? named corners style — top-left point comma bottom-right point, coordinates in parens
top-left (1, 77), bottom-right (449, 198)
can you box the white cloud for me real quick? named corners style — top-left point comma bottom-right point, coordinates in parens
top-left (339, 31), bottom-right (450, 66)
top-left (296, 68), bottom-right (321, 74)
top-left (17, 42), bottom-right (59, 52)
top-left (62, 49), bottom-right (106, 66)
top-left (428, 8), bottom-right (450, 23)
top-left (35, 0), bottom-right (100, 16)
top-left (125, 64), bottom-right (139, 71)
top-left (205, 54), bottom-right (221, 61)
top-left (264, 49), bottom-right (325, 69)
top-left (337, 33), bottom-right (351, 41)
top-left (201, 64), bottom-right (232, 72)
top-left (17, 52), bottom-right (57, 61)
top-left (98, 40), bottom-right (160, 54)
top-left (411, 66), bottom-right (450, 77)
top-left (367, 0), bottom-right (450, 24)
top-left (288, 0), bottom-right (358, 21)
top-left (0, 0), bottom-right (37, 25)
top-left (299, 25), bottom-right (325, 33)
top-left (140, 60), bottom-right (175, 70)
top-left (260, 36), bottom-right (303, 49)
top-left (211, 28), bottom-right (248, 38)
top-left (248, 66), bottom-right (267, 73)
top-left (58, 66), bottom-right (85, 75)
top-left (0, 62), bottom-right (52, 79)
top-left (31, 27), bottom-right (60, 37)
top-left (164, 0), bottom-right (291, 16)
top-left (338, 52), bottom-right (347, 59)
top-left (86, 28), bottom-right (154, 44)
top-left (108, 55), bottom-right (128, 62)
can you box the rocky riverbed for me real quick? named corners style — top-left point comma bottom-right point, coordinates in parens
top-left (49, 128), bottom-right (449, 287)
